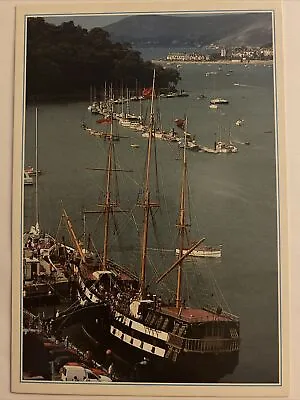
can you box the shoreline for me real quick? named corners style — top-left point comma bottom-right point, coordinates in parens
top-left (152, 59), bottom-right (273, 66)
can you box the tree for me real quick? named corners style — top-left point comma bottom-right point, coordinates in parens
top-left (26, 18), bottom-right (181, 101)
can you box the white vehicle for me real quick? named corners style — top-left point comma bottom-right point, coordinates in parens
top-left (61, 365), bottom-right (112, 383)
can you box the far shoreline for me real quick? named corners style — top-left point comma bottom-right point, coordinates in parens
top-left (152, 59), bottom-right (274, 66)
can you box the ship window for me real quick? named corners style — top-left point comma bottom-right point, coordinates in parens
top-left (129, 321), bottom-right (132, 328)
top-left (149, 314), bottom-right (157, 326)
top-left (140, 341), bottom-right (144, 349)
top-left (151, 346), bottom-right (155, 353)
top-left (156, 316), bottom-right (164, 329)
top-left (162, 318), bottom-right (169, 330)
top-left (130, 338), bottom-right (134, 344)
top-left (145, 313), bottom-right (152, 324)
top-left (121, 334), bottom-right (124, 340)
top-left (112, 328), bottom-right (116, 335)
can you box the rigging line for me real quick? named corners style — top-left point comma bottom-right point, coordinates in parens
top-left (59, 298), bottom-right (81, 314)
top-left (143, 246), bottom-right (174, 298)
top-left (89, 214), bottom-right (104, 242)
top-left (186, 176), bottom-right (192, 229)
top-left (130, 208), bottom-right (141, 240)
top-left (186, 260), bottom-right (204, 306)
top-left (89, 237), bottom-right (101, 258)
top-left (158, 166), bottom-right (173, 235)
top-left (110, 213), bottom-right (124, 251)
top-left (202, 263), bottom-right (222, 308)
top-left (207, 265), bottom-right (231, 312)
top-left (182, 266), bottom-right (191, 306)
top-left (153, 134), bottom-right (160, 201)
top-left (119, 167), bottom-right (141, 188)
top-left (147, 257), bottom-right (174, 298)
top-left (105, 205), bottom-right (139, 249)
top-left (188, 184), bottom-right (202, 236)
top-left (55, 215), bottom-right (64, 241)
top-left (150, 208), bottom-right (167, 264)
top-left (112, 148), bottom-right (121, 205)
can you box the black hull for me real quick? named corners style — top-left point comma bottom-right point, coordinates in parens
top-left (82, 318), bottom-right (239, 383)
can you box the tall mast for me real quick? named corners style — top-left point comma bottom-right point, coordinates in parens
top-left (85, 102), bottom-right (132, 271)
top-left (139, 69), bottom-right (157, 298)
top-left (126, 87), bottom-right (130, 116)
top-left (121, 84), bottom-right (124, 117)
top-left (176, 116), bottom-right (188, 309)
top-left (102, 111), bottom-right (114, 270)
top-left (35, 107), bottom-right (39, 231)
top-left (104, 81), bottom-right (107, 102)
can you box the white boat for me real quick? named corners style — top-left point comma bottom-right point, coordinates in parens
top-left (24, 171), bottom-right (33, 185)
top-left (209, 104), bottom-right (218, 109)
top-left (210, 98), bottom-right (229, 105)
top-left (161, 130), bottom-right (179, 142)
top-left (24, 166), bottom-right (41, 176)
top-left (205, 71), bottom-right (218, 77)
top-left (215, 141), bottom-right (238, 153)
top-left (159, 92), bottom-right (177, 98)
top-left (175, 245), bottom-right (222, 258)
top-left (178, 139), bottom-right (200, 151)
top-left (142, 130), bottom-right (163, 139)
top-left (235, 119), bottom-right (244, 126)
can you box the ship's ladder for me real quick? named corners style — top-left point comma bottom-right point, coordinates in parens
top-left (165, 346), bottom-right (181, 362)
top-left (230, 328), bottom-right (239, 338)
top-left (165, 323), bottom-right (187, 361)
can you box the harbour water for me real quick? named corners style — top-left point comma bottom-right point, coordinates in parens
top-left (23, 60), bottom-right (279, 383)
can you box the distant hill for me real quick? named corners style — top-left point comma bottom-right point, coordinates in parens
top-left (103, 13), bottom-right (272, 47)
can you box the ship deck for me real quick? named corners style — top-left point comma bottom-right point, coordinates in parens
top-left (160, 306), bottom-right (237, 323)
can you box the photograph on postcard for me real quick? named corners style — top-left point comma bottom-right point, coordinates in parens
top-left (12, 1), bottom-right (288, 396)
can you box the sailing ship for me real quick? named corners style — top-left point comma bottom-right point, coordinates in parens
top-left (214, 129), bottom-right (238, 154)
top-left (51, 71), bottom-right (240, 382)
top-left (23, 108), bottom-right (69, 305)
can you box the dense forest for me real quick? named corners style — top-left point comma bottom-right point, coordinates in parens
top-left (26, 18), bottom-right (181, 102)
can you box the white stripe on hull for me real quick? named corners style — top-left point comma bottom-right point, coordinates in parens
top-left (110, 325), bottom-right (166, 357)
top-left (78, 276), bottom-right (101, 304)
top-left (114, 310), bottom-right (169, 341)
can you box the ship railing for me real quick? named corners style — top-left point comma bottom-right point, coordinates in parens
top-left (184, 337), bottom-right (240, 353)
top-left (202, 305), bottom-right (239, 321)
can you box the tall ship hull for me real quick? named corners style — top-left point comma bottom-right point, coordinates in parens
top-left (77, 285), bottom-right (239, 382)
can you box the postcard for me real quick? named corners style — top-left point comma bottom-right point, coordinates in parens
top-left (11, 0), bottom-right (288, 397)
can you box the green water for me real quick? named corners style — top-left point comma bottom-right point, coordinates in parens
top-left (23, 62), bottom-right (279, 383)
